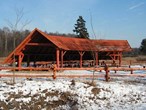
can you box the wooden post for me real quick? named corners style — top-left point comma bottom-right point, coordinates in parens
top-left (131, 70), bottom-right (133, 74)
top-left (61, 50), bottom-right (66, 68)
top-left (113, 52), bottom-right (116, 62)
top-left (129, 60), bottom-right (132, 65)
top-left (56, 49), bottom-right (60, 68)
top-left (95, 51), bottom-right (98, 66)
top-left (18, 53), bottom-right (24, 71)
top-left (104, 64), bottom-right (110, 82)
top-left (79, 51), bottom-right (85, 68)
top-left (61, 50), bottom-right (63, 68)
top-left (119, 52), bottom-right (122, 66)
top-left (80, 52), bottom-right (83, 68)
top-left (18, 55), bottom-right (21, 70)
top-left (53, 64), bottom-right (57, 79)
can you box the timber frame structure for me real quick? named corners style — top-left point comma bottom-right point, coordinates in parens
top-left (3, 28), bottom-right (132, 70)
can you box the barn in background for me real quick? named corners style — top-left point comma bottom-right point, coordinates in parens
top-left (3, 28), bottom-right (131, 70)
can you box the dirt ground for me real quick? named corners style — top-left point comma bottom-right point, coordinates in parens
top-left (122, 56), bottom-right (146, 65)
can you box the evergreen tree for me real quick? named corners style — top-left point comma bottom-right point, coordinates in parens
top-left (73, 16), bottom-right (89, 39)
top-left (140, 38), bottom-right (146, 54)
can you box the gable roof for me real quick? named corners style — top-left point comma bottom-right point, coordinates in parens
top-left (37, 28), bottom-right (131, 51)
top-left (93, 40), bottom-right (131, 51)
top-left (38, 29), bottom-right (96, 51)
top-left (4, 28), bottom-right (132, 64)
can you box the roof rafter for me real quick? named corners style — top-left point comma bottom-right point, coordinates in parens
top-left (26, 43), bottom-right (53, 46)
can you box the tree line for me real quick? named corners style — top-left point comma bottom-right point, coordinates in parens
top-left (0, 27), bottom-right (30, 57)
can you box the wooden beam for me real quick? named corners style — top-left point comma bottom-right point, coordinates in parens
top-left (25, 53), bottom-right (55, 56)
top-left (61, 50), bottom-right (66, 68)
top-left (61, 50), bottom-right (66, 67)
top-left (109, 52), bottom-right (121, 60)
top-left (56, 49), bottom-right (60, 68)
top-left (18, 53), bottom-right (24, 70)
top-left (0, 73), bottom-right (146, 79)
top-left (79, 51), bottom-right (85, 68)
top-left (95, 52), bottom-right (98, 66)
top-left (119, 52), bottom-right (122, 66)
top-left (26, 43), bottom-right (53, 46)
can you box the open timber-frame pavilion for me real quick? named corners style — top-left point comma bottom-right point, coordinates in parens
top-left (4, 28), bottom-right (132, 70)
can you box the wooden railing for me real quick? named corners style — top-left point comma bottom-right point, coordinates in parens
top-left (1, 64), bottom-right (146, 82)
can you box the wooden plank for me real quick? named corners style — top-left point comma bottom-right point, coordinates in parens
top-left (0, 73), bottom-right (146, 78)
top-left (79, 51), bottom-right (85, 68)
top-left (95, 51), bottom-right (98, 66)
top-left (56, 49), bottom-right (60, 68)
top-left (26, 43), bottom-right (53, 46)
top-left (1, 66), bottom-right (146, 73)
top-left (61, 50), bottom-right (66, 68)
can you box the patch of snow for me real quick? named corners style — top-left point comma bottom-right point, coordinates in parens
top-left (16, 97), bottom-right (31, 103)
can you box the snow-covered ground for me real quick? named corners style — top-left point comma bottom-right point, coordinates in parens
top-left (0, 65), bottom-right (146, 110)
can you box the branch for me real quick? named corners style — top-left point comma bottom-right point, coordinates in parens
top-left (20, 19), bottom-right (32, 31)
top-left (5, 7), bottom-right (31, 31)
top-left (89, 11), bottom-right (97, 39)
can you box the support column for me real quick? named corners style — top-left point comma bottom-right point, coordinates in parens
top-left (79, 51), bottom-right (85, 68)
top-left (95, 51), bottom-right (98, 66)
top-left (18, 53), bottom-right (24, 70)
top-left (113, 52), bottom-right (116, 61)
top-left (119, 52), bottom-right (122, 66)
top-left (61, 50), bottom-right (66, 68)
top-left (56, 49), bottom-right (60, 68)
top-left (18, 55), bottom-right (21, 68)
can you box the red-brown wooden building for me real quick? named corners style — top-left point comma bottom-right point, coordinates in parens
top-left (4, 28), bottom-right (131, 70)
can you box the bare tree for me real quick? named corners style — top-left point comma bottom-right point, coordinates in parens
top-left (5, 7), bottom-right (31, 84)
top-left (6, 8), bottom-right (31, 32)
top-left (89, 11), bottom-right (97, 83)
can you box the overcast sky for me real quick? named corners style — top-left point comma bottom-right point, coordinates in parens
top-left (0, 0), bottom-right (146, 48)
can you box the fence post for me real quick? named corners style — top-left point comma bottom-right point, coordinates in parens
top-left (53, 64), bottom-right (57, 79)
top-left (115, 70), bottom-right (117, 73)
top-left (104, 64), bottom-right (110, 82)
top-left (130, 70), bottom-right (133, 74)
